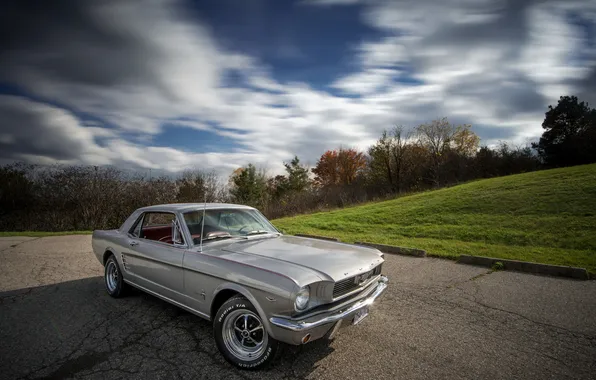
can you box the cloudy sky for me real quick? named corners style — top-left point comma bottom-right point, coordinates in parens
top-left (1, 0), bottom-right (595, 175)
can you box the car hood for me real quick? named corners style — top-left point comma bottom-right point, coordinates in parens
top-left (222, 235), bottom-right (384, 282)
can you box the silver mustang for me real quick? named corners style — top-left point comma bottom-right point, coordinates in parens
top-left (92, 203), bottom-right (388, 369)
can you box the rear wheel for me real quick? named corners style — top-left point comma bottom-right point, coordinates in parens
top-left (213, 296), bottom-right (279, 369)
top-left (104, 255), bottom-right (128, 298)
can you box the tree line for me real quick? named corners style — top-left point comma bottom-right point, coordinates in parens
top-left (1, 95), bottom-right (594, 231)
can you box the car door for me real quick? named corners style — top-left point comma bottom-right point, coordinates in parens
top-left (125, 211), bottom-right (186, 303)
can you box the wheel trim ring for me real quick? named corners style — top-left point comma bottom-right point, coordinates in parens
top-left (106, 261), bottom-right (118, 292)
top-left (222, 309), bottom-right (268, 361)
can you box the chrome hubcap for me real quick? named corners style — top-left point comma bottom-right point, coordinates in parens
top-left (106, 261), bottom-right (118, 292)
top-left (222, 310), bottom-right (267, 361)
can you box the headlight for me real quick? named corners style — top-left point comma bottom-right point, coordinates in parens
top-left (294, 286), bottom-right (310, 311)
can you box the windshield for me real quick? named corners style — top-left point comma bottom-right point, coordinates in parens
top-left (183, 208), bottom-right (279, 246)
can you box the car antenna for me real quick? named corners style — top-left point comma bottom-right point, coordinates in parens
top-left (199, 193), bottom-right (207, 252)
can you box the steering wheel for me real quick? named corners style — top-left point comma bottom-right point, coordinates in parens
top-left (238, 225), bottom-right (252, 234)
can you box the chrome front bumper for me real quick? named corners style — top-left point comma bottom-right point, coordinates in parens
top-left (269, 276), bottom-right (388, 332)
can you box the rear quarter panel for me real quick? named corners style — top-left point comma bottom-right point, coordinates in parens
top-left (91, 229), bottom-right (125, 266)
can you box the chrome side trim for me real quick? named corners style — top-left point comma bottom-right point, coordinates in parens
top-left (123, 279), bottom-right (211, 321)
top-left (269, 276), bottom-right (388, 332)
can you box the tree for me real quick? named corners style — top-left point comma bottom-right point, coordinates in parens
top-left (474, 146), bottom-right (499, 178)
top-left (451, 125), bottom-right (480, 157)
top-left (533, 95), bottom-right (596, 167)
top-left (416, 118), bottom-right (478, 186)
top-left (416, 118), bottom-right (456, 186)
top-left (368, 126), bottom-right (411, 193)
top-left (312, 148), bottom-right (367, 187)
top-left (229, 164), bottom-right (267, 207)
top-left (337, 148), bottom-right (367, 185)
top-left (0, 163), bottom-right (36, 224)
top-left (496, 142), bottom-right (540, 175)
top-left (284, 156), bottom-right (310, 192)
top-left (312, 150), bottom-right (339, 187)
top-left (266, 175), bottom-right (289, 199)
top-left (265, 156), bottom-right (310, 200)
top-left (176, 169), bottom-right (219, 203)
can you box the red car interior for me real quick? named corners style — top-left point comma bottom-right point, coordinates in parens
top-left (141, 225), bottom-right (171, 243)
top-left (140, 224), bottom-right (229, 245)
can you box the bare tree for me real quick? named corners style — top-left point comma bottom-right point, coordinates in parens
top-left (176, 169), bottom-right (221, 203)
top-left (416, 118), bottom-right (457, 187)
top-left (389, 126), bottom-right (412, 193)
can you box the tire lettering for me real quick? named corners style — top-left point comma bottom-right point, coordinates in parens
top-left (238, 346), bottom-right (272, 368)
top-left (218, 305), bottom-right (237, 323)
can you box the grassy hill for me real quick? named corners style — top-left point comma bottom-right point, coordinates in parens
top-left (273, 164), bottom-right (596, 274)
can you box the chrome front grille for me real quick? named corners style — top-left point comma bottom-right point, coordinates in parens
top-left (333, 264), bottom-right (382, 298)
top-left (373, 264), bottom-right (382, 276)
top-left (332, 277), bottom-right (359, 298)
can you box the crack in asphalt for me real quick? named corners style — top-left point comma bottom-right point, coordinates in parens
top-left (26, 310), bottom-right (180, 379)
top-left (438, 271), bottom-right (596, 344)
top-left (17, 294), bottom-right (270, 380)
top-left (0, 237), bottom-right (42, 253)
top-left (446, 269), bottom-right (494, 289)
top-left (18, 313), bottom-right (116, 380)
top-left (389, 282), bottom-right (596, 377)
top-left (470, 297), bottom-right (596, 343)
top-left (0, 288), bottom-right (33, 304)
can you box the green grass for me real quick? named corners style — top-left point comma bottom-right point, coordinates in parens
top-left (0, 231), bottom-right (92, 237)
top-left (273, 164), bottom-right (596, 275)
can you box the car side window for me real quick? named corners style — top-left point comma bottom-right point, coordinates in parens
top-left (139, 212), bottom-right (185, 245)
top-left (129, 214), bottom-right (144, 238)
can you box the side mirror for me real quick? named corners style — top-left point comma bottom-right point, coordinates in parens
top-left (172, 219), bottom-right (184, 246)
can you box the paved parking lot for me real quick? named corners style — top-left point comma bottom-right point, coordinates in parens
top-left (1, 235), bottom-right (595, 380)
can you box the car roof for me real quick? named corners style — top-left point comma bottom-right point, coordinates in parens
top-left (137, 203), bottom-right (255, 213)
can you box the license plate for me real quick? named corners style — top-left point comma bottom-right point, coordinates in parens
top-left (352, 307), bottom-right (369, 325)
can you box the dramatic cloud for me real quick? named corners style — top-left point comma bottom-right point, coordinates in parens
top-left (0, 0), bottom-right (594, 174)
top-left (0, 95), bottom-right (111, 165)
top-left (319, 0), bottom-right (595, 144)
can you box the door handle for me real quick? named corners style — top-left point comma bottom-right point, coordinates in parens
top-left (129, 241), bottom-right (139, 246)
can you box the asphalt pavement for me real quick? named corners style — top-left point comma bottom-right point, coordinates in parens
top-left (1, 235), bottom-right (595, 380)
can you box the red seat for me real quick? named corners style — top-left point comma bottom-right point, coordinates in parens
top-left (142, 225), bottom-right (171, 242)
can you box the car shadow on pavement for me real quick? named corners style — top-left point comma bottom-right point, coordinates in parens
top-left (0, 277), bottom-right (335, 380)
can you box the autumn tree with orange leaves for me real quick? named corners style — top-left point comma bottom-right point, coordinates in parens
top-left (312, 148), bottom-right (367, 187)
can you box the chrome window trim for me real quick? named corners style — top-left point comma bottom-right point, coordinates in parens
top-left (128, 213), bottom-right (145, 238)
top-left (130, 210), bottom-right (189, 250)
top-left (181, 207), bottom-right (278, 249)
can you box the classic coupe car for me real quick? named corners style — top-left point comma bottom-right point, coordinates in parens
top-left (92, 203), bottom-right (388, 369)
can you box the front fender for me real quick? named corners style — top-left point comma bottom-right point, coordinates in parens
top-left (211, 282), bottom-right (280, 339)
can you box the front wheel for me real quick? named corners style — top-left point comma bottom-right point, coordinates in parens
top-left (104, 255), bottom-right (128, 298)
top-left (213, 296), bottom-right (279, 369)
